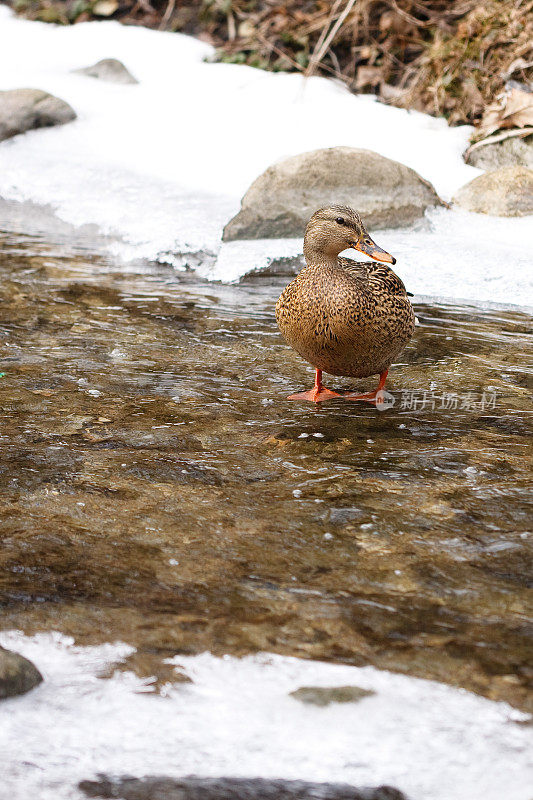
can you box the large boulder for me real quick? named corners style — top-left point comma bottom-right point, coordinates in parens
top-left (0, 645), bottom-right (43, 699)
top-left (222, 147), bottom-right (442, 241)
top-left (465, 134), bottom-right (533, 171)
top-left (0, 88), bottom-right (76, 142)
top-left (453, 166), bottom-right (533, 216)
top-left (74, 58), bottom-right (138, 85)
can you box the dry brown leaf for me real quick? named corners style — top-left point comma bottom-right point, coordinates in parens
top-left (477, 87), bottom-right (533, 140)
top-left (499, 87), bottom-right (533, 127)
top-left (355, 65), bottom-right (383, 91)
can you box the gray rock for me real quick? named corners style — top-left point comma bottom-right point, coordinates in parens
top-left (79, 776), bottom-right (407, 800)
top-left (290, 685), bottom-right (375, 706)
top-left (222, 147), bottom-right (442, 241)
top-left (453, 166), bottom-right (533, 216)
top-left (0, 88), bottom-right (76, 142)
top-left (240, 255), bottom-right (305, 281)
top-left (465, 135), bottom-right (533, 171)
top-left (0, 645), bottom-right (43, 699)
top-left (75, 58), bottom-right (139, 85)
top-left (328, 507), bottom-right (366, 526)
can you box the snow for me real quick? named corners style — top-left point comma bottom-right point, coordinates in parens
top-left (0, 631), bottom-right (531, 800)
top-left (209, 207), bottom-right (532, 307)
top-left (0, 6), bottom-right (531, 306)
top-left (1, 15), bottom-right (531, 797)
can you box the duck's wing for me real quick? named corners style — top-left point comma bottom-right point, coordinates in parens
top-left (337, 255), bottom-right (412, 297)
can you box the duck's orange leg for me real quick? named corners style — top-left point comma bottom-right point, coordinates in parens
top-left (288, 368), bottom-right (341, 403)
top-left (343, 369), bottom-right (389, 404)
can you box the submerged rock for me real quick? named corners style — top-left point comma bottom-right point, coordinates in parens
top-left (79, 776), bottom-right (407, 800)
top-left (290, 685), bottom-right (375, 706)
top-left (453, 166), bottom-right (533, 216)
top-left (0, 646), bottom-right (43, 699)
top-left (222, 147), bottom-right (442, 240)
top-left (0, 88), bottom-right (76, 142)
top-left (465, 135), bottom-right (533, 171)
top-left (74, 58), bottom-right (139, 85)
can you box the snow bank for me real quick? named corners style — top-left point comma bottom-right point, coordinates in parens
top-left (0, 631), bottom-right (531, 800)
top-left (0, 7), bottom-right (531, 306)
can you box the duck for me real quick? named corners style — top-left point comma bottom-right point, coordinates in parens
top-left (275, 205), bottom-right (415, 403)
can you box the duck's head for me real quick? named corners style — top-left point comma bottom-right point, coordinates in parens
top-left (303, 205), bottom-right (396, 264)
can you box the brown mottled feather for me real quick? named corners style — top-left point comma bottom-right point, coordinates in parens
top-left (275, 207), bottom-right (415, 379)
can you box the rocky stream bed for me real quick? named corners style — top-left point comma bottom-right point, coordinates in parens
top-left (1, 226), bottom-right (531, 716)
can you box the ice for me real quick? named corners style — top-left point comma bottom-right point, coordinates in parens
top-left (0, 631), bottom-right (531, 800)
top-left (0, 6), bottom-right (531, 305)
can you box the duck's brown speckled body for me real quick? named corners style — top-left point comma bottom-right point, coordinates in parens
top-left (276, 205), bottom-right (415, 403)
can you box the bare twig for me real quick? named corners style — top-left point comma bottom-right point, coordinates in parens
top-left (159, 0), bottom-right (175, 30)
top-left (309, 0), bottom-right (344, 67)
top-left (327, 46), bottom-right (342, 79)
top-left (306, 0), bottom-right (358, 77)
top-left (227, 9), bottom-right (236, 41)
top-left (255, 32), bottom-right (305, 72)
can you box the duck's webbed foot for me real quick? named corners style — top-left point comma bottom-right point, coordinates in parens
top-left (343, 369), bottom-right (389, 404)
top-left (288, 369), bottom-right (341, 403)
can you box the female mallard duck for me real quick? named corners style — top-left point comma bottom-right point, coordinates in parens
top-left (276, 205), bottom-right (415, 403)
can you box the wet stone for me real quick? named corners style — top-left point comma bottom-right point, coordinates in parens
top-left (128, 457), bottom-right (225, 486)
top-left (465, 135), bottom-right (533, 171)
top-left (0, 447), bottom-right (83, 490)
top-left (328, 508), bottom-right (367, 526)
top-left (0, 645), bottom-right (43, 699)
top-left (0, 88), bottom-right (76, 142)
top-left (79, 776), bottom-right (407, 800)
top-left (74, 58), bottom-right (139, 85)
top-left (0, 230), bottom-right (532, 713)
top-left (223, 147), bottom-right (442, 240)
top-left (453, 166), bottom-right (533, 216)
top-left (290, 685), bottom-right (376, 706)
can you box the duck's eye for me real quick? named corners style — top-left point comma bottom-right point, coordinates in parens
top-left (335, 217), bottom-right (345, 226)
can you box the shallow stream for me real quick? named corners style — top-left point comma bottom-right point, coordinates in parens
top-left (1, 227), bottom-right (531, 716)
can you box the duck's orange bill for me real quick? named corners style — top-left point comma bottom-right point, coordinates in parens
top-left (352, 238), bottom-right (396, 265)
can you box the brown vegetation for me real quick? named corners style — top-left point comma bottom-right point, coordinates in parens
top-left (4, 0), bottom-right (533, 126)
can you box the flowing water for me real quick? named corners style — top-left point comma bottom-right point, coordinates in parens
top-left (1, 227), bottom-right (531, 718)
